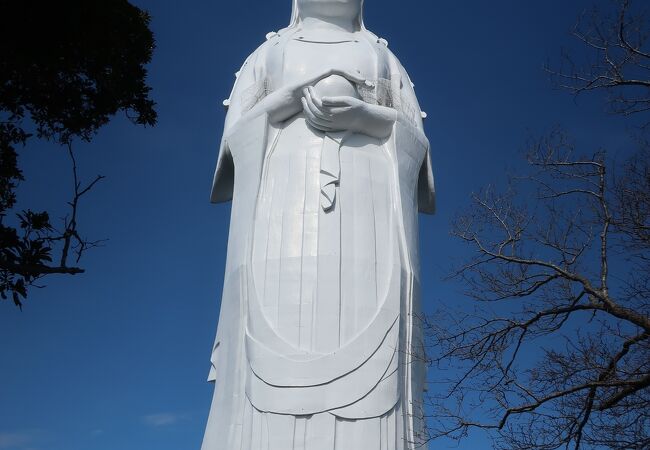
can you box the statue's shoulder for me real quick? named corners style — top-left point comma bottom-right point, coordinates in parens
top-left (237, 29), bottom-right (290, 74)
top-left (241, 33), bottom-right (277, 65)
top-left (358, 31), bottom-right (403, 70)
top-left (373, 39), bottom-right (416, 87)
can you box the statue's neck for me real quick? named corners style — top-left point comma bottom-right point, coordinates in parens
top-left (299, 16), bottom-right (357, 34)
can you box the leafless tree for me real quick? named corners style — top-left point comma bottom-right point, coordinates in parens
top-left (549, 0), bottom-right (650, 119)
top-left (425, 130), bottom-right (649, 449)
top-left (425, 1), bottom-right (650, 448)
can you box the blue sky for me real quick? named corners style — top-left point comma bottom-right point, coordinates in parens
top-left (0, 1), bottom-right (635, 449)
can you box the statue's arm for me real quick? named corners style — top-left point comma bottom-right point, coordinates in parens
top-left (210, 46), bottom-right (263, 203)
top-left (392, 55), bottom-right (436, 214)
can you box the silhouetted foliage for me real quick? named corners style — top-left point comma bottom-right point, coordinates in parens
top-left (0, 0), bottom-right (157, 308)
top-left (426, 1), bottom-right (650, 448)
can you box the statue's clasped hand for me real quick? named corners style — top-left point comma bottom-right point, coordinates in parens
top-left (301, 86), bottom-right (397, 139)
top-left (255, 69), bottom-right (363, 125)
top-left (251, 69), bottom-right (395, 139)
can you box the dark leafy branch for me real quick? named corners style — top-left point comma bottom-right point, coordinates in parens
top-left (0, 0), bottom-right (157, 307)
top-left (0, 142), bottom-right (107, 309)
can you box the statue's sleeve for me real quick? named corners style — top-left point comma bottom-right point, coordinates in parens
top-left (391, 53), bottom-right (436, 214)
top-left (210, 45), bottom-right (265, 203)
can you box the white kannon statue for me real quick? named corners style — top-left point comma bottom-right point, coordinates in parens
top-left (202, 0), bottom-right (435, 448)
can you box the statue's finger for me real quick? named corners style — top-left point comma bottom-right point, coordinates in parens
top-left (307, 86), bottom-right (325, 109)
top-left (302, 98), bottom-right (333, 130)
top-left (321, 96), bottom-right (354, 107)
top-left (323, 106), bottom-right (353, 115)
top-left (304, 91), bottom-right (332, 122)
top-left (332, 69), bottom-right (366, 85)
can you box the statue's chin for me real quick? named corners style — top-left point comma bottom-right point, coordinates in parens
top-left (313, 74), bottom-right (359, 99)
top-left (297, 0), bottom-right (361, 23)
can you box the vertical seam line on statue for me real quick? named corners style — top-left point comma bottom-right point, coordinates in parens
top-left (297, 128), bottom-right (308, 350)
top-left (260, 128), bottom-right (282, 307)
top-left (369, 157), bottom-right (378, 312)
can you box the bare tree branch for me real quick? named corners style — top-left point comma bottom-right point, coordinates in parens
top-left (425, 130), bottom-right (650, 449)
top-left (547, 0), bottom-right (650, 120)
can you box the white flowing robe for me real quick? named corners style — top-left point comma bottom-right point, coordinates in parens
top-left (202, 28), bottom-right (435, 450)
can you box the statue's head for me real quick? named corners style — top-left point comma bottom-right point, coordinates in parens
top-left (291, 0), bottom-right (364, 29)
